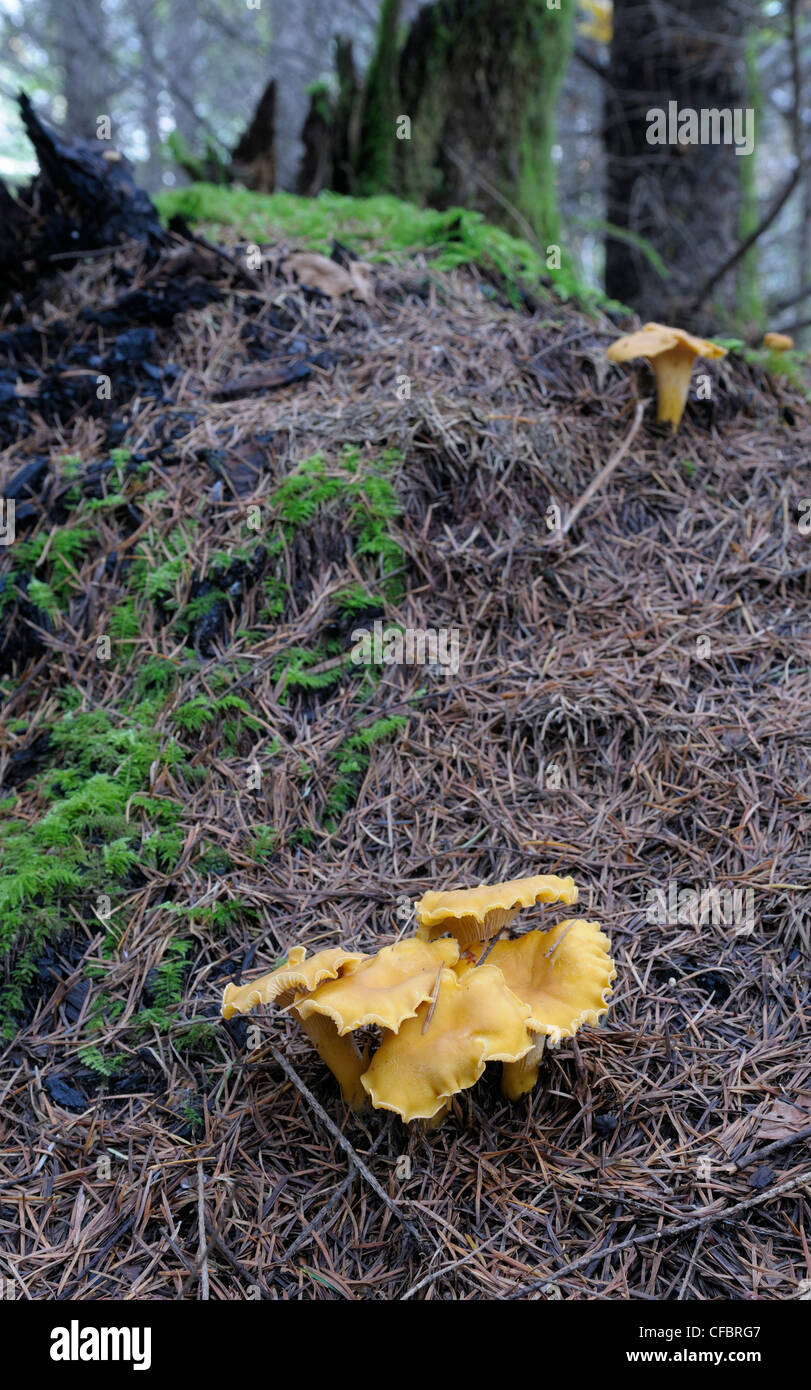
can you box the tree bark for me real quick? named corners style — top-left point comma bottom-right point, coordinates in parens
top-left (394, 0), bottom-right (575, 244)
top-left (605, 0), bottom-right (750, 324)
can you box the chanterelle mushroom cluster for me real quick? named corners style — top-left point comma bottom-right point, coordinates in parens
top-left (221, 871), bottom-right (615, 1125)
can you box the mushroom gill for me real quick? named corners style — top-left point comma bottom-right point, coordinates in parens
top-left (415, 872), bottom-right (579, 953)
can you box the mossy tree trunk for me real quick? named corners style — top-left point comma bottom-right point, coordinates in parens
top-left (393, 0), bottom-right (574, 244)
top-left (605, 0), bottom-right (749, 324)
top-left (355, 0), bottom-right (402, 195)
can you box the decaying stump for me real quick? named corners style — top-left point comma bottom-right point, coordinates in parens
top-left (230, 78), bottom-right (277, 192)
top-left (0, 92), bottom-right (164, 301)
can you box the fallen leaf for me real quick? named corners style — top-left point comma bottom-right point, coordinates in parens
top-left (284, 251), bottom-right (374, 304)
top-left (748, 1165), bottom-right (776, 1189)
top-left (758, 1094), bottom-right (811, 1142)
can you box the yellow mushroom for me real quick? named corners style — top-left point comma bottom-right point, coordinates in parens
top-left (361, 964), bottom-right (533, 1122)
top-left (416, 872), bottom-right (579, 953)
top-left (221, 945), bottom-right (369, 1109)
top-left (296, 936), bottom-right (460, 1034)
top-left (487, 920), bottom-right (616, 1100)
top-left (606, 322), bottom-right (727, 429)
top-left (762, 332), bottom-right (794, 352)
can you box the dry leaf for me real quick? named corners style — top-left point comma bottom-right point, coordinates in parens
top-left (758, 1094), bottom-right (811, 1142)
top-left (284, 251), bottom-right (373, 305)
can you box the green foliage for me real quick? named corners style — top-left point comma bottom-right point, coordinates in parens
top-left (168, 896), bottom-right (258, 930)
top-left (108, 598), bottom-right (140, 642)
top-left (323, 714), bottom-right (407, 831)
top-left (133, 938), bottom-right (192, 1035)
top-left (129, 524), bottom-right (197, 608)
top-left (134, 655), bottom-right (180, 700)
top-left (356, 0), bottom-right (401, 194)
top-left (172, 693), bottom-right (260, 738)
top-left (0, 708), bottom-right (184, 1033)
top-left (155, 185), bottom-right (610, 311)
top-left (333, 582), bottom-right (381, 615)
top-left (271, 445), bottom-right (404, 599)
top-left (79, 1046), bottom-right (127, 1078)
top-left (738, 36), bottom-right (765, 329)
top-left (25, 578), bottom-right (61, 619)
top-left (273, 645), bottom-right (346, 703)
top-left (14, 525), bottom-right (92, 607)
top-left (248, 826), bottom-right (278, 863)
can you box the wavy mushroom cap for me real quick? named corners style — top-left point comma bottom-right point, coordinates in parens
top-left (490, 920), bottom-right (615, 1101)
top-left (763, 331), bottom-right (794, 351)
top-left (360, 964), bottom-right (533, 1122)
top-left (416, 873), bottom-right (579, 950)
top-left (221, 945), bottom-right (365, 1020)
top-left (606, 323), bottom-right (727, 366)
top-left (487, 919), bottom-right (615, 1044)
top-left (296, 937), bottom-right (460, 1034)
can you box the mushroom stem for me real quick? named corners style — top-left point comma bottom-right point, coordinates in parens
top-left (651, 343), bottom-right (696, 429)
top-left (294, 1008), bottom-right (368, 1111)
top-left (501, 1037), bottom-right (545, 1101)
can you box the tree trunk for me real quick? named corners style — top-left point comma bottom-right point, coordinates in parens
top-left (50, 0), bottom-right (110, 139)
top-left (604, 0), bottom-right (749, 324)
top-left (355, 0), bottom-right (402, 195)
top-left (394, 0), bottom-right (574, 244)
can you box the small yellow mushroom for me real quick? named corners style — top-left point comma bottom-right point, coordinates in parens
top-left (762, 332), bottom-right (794, 352)
top-left (221, 946), bottom-right (369, 1109)
top-left (416, 872), bottom-right (578, 953)
top-left (487, 920), bottom-right (615, 1100)
top-left (361, 964), bottom-right (533, 1122)
top-left (606, 322), bottom-right (727, 429)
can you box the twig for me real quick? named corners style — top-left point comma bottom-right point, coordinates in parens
top-left (278, 1128), bottom-right (387, 1263)
top-left (421, 966), bottom-right (444, 1034)
top-left (268, 1043), bottom-right (426, 1250)
top-left (688, 159), bottom-right (807, 312)
top-left (731, 1124), bottom-right (811, 1172)
top-left (558, 399), bottom-right (646, 538)
top-left (507, 1169), bottom-right (811, 1298)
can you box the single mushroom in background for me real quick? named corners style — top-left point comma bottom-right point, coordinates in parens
top-left (221, 945), bottom-right (370, 1109)
top-left (360, 964), bottom-right (533, 1123)
top-left (762, 332), bottom-right (795, 352)
top-left (606, 322), bottom-right (727, 429)
top-left (487, 920), bottom-right (616, 1100)
top-left (416, 872), bottom-right (579, 955)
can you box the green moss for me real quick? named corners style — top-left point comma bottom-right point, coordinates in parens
top-left (0, 707), bottom-right (187, 1033)
top-left (248, 826), bottom-right (278, 863)
top-left (172, 693), bottom-right (260, 739)
top-left (155, 184), bottom-right (606, 310)
top-left (515, 0), bottom-right (575, 247)
top-left (11, 524), bottom-right (93, 613)
top-left (738, 36), bottom-right (764, 329)
top-left (323, 714), bottom-right (407, 831)
top-left (356, 0), bottom-right (401, 194)
top-left (270, 445), bottom-right (404, 600)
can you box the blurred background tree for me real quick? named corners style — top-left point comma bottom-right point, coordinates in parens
top-left (1, 0), bottom-right (809, 339)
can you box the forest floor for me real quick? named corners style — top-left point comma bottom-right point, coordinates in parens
top-left (1, 192), bottom-right (810, 1299)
